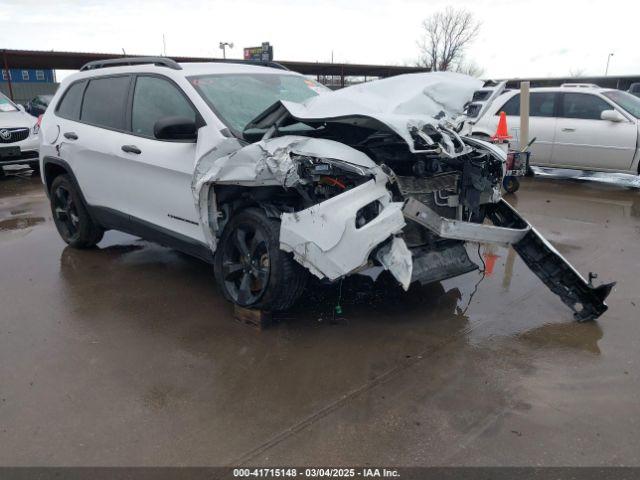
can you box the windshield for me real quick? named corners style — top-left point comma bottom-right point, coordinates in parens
top-left (602, 90), bottom-right (640, 119)
top-left (0, 93), bottom-right (19, 113)
top-left (189, 73), bottom-right (329, 134)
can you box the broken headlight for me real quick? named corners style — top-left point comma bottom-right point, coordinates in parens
top-left (292, 154), bottom-right (372, 178)
top-left (292, 154), bottom-right (376, 204)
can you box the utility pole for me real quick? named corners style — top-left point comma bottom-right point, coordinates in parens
top-left (2, 50), bottom-right (13, 101)
top-left (219, 42), bottom-right (233, 59)
top-left (605, 52), bottom-right (614, 76)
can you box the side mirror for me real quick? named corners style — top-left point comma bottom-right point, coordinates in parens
top-left (601, 109), bottom-right (625, 122)
top-left (153, 116), bottom-right (197, 141)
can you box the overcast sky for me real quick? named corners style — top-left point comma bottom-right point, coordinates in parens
top-left (1, 0), bottom-right (638, 79)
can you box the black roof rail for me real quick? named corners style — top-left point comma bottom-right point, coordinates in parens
top-left (205, 59), bottom-right (289, 71)
top-left (80, 56), bottom-right (182, 71)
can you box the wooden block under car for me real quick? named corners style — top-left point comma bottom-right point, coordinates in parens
top-left (233, 305), bottom-right (272, 330)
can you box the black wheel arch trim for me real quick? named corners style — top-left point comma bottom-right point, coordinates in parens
top-left (42, 157), bottom-right (93, 212)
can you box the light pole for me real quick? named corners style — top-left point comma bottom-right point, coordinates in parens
top-left (219, 42), bottom-right (233, 59)
top-left (605, 52), bottom-right (614, 76)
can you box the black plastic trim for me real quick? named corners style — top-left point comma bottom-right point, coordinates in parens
top-left (90, 206), bottom-right (214, 264)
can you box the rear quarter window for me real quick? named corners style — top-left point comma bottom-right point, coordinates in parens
top-left (55, 81), bottom-right (86, 120)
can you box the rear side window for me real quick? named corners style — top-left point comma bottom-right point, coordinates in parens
top-left (131, 76), bottom-right (196, 137)
top-left (80, 76), bottom-right (130, 129)
top-left (56, 81), bottom-right (86, 120)
top-left (561, 93), bottom-right (611, 120)
top-left (497, 92), bottom-right (555, 117)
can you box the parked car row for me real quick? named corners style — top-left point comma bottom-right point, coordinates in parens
top-left (466, 83), bottom-right (640, 175)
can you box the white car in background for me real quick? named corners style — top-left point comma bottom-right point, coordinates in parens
top-left (470, 85), bottom-right (640, 175)
top-left (0, 92), bottom-right (40, 175)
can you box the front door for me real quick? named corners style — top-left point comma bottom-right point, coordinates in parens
top-left (115, 74), bottom-right (206, 242)
top-left (552, 92), bottom-right (637, 172)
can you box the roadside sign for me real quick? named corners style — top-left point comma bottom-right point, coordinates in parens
top-left (244, 42), bottom-right (274, 62)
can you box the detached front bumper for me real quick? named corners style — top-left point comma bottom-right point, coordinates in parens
top-left (404, 198), bottom-right (614, 321)
top-left (279, 177), bottom-right (406, 281)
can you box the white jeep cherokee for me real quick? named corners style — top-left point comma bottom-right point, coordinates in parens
top-left (39, 57), bottom-right (613, 320)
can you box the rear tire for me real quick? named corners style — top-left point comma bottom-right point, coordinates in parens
top-left (214, 207), bottom-right (308, 311)
top-left (50, 174), bottom-right (104, 248)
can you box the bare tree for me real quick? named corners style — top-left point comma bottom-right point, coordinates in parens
top-left (455, 60), bottom-right (485, 78)
top-left (418, 7), bottom-right (481, 72)
top-left (569, 67), bottom-right (586, 77)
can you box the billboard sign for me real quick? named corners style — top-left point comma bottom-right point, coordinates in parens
top-left (244, 42), bottom-right (274, 62)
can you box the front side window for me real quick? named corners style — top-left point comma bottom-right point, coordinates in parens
top-left (561, 93), bottom-right (611, 120)
top-left (56, 81), bottom-right (86, 120)
top-left (131, 76), bottom-right (196, 137)
top-left (497, 92), bottom-right (555, 117)
top-left (189, 73), bottom-right (329, 134)
top-left (602, 90), bottom-right (640, 119)
top-left (81, 76), bottom-right (130, 129)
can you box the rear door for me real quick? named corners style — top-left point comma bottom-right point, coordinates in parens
top-left (492, 92), bottom-right (558, 165)
top-left (552, 92), bottom-right (637, 171)
top-left (114, 74), bottom-right (205, 242)
top-left (67, 75), bottom-right (134, 209)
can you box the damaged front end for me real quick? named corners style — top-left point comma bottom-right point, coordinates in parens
top-left (193, 73), bottom-right (613, 320)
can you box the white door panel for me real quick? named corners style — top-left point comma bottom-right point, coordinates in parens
top-left (511, 116), bottom-right (557, 165)
top-left (479, 114), bottom-right (556, 165)
top-left (552, 118), bottom-right (637, 171)
top-left (115, 134), bottom-right (204, 242)
top-left (63, 122), bottom-right (128, 208)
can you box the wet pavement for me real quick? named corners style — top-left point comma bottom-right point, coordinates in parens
top-left (0, 167), bottom-right (639, 466)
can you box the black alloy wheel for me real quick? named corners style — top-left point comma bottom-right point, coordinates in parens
top-left (221, 222), bottom-right (271, 306)
top-left (52, 182), bottom-right (81, 240)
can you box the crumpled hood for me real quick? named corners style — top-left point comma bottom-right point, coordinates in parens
top-left (246, 72), bottom-right (483, 152)
top-left (0, 110), bottom-right (37, 129)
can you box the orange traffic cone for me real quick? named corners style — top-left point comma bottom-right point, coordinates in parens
top-left (483, 252), bottom-right (500, 277)
top-left (491, 111), bottom-right (512, 141)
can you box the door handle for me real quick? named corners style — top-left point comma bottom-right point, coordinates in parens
top-left (63, 132), bottom-right (78, 140)
top-left (561, 128), bottom-right (576, 132)
top-left (121, 145), bottom-right (141, 154)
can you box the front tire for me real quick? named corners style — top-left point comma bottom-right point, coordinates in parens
top-left (50, 174), bottom-right (104, 248)
top-left (214, 208), bottom-right (308, 311)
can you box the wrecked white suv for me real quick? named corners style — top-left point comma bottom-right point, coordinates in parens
top-left (40, 58), bottom-right (613, 320)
